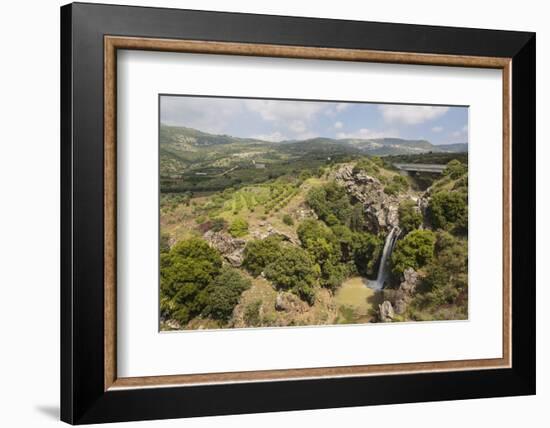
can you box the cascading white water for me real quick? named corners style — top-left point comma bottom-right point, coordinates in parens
top-left (371, 226), bottom-right (400, 290)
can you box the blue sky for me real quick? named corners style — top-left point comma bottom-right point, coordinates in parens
top-left (160, 96), bottom-right (468, 146)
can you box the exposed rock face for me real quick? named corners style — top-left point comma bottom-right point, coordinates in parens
top-left (250, 224), bottom-right (300, 245)
top-left (394, 268), bottom-right (419, 315)
top-left (275, 292), bottom-right (309, 313)
top-left (203, 231), bottom-right (246, 267)
top-left (379, 300), bottom-right (395, 322)
top-left (334, 165), bottom-right (400, 233)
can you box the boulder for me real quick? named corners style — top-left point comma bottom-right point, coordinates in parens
top-left (203, 231), bottom-right (246, 267)
top-left (379, 300), bottom-right (395, 322)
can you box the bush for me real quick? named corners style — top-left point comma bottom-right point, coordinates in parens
top-left (428, 191), bottom-right (468, 234)
top-left (243, 300), bottom-right (262, 326)
top-left (398, 200), bottom-right (423, 233)
top-left (160, 232), bottom-right (171, 254)
top-left (384, 175), bottom-right (408, 196)
top-left (199, 268), bottom-right (251, 322)
top-left (298, 219), bottom-right (344, 290)
top-left (210, 217), bottom-right (227, 232)
top-left (228, 218), bottom-right (249, 237)
top-left (282, 214), bottom-right (294, 226)
top-left (160, 238), bottom-right (223, 324)
top-left (352, 232), bottom-right (383, 277)
top-left (242, 236), bottom-right (284, 277)
top-left (443, 159), bottom-right (467, 179)
top-left (415, 231), bottom-right (468, 310)
top-left (391, 229), bottom-right (436, 276)
top-left (306, 183), bottom-right (353, 226)
top-left (264, 246), bottom-right (319, 304)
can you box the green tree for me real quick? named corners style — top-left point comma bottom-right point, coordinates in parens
top-left (160, 238), bottom-right (222, 324)
top-left (384, 175), bottom-right (409, 196)
top-left (264, 247), bottom-right (319, 304)
top-left (352, 232), bottom-right (383, 277)
top-left (199, 267), bottom-right (251, 322)
top-left (418, 231), bottom-right (468, 308)
top-left (391, 229), bottom-right (436, 276)
top-left (428, 190), bottom-right (468, 234)
top-left (443, 159), bottom-right (467, 179)
top-left (228, 217), bottom-right (249, 237)
top-left (298, 219), bottom-right (344, 290)
top-left (242, 236), bottom-right (284, 277)
top-left (398, 200), bottom-right (423, 233)
top-left (305, 183), bottom-right (353, 225)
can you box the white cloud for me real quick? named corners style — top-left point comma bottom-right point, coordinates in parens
top-left (336, 103), bottom-right (349, 112)
top-left (289, 120), bottom-right (307, 133)
top-left (251, 131), bottom-right (286, 142)
top-left (244, 99), bottom-right (325, 122)
top-left (431, 126), bottom-right (444, 133)
top-left (160, 96), bottom-right (244, 134)
top-left (337, 128), bottom-right (399, 140)
top-left (379, 105), bottom-right (449, 125)
top-left (334, 121), bottom-right (343, 129)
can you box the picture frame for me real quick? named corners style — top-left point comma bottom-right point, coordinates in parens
top-left (61, 2), bottom-right (535, 424)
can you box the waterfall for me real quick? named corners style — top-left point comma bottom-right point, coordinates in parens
top-left (371, 226), bottom-right (400, 290)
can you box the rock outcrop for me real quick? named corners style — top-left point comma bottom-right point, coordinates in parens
top-left (275, 292), bottom-right (309, 313)
top-left (379, 300), bottom-right (395, 322)
top-left (393, 267), bottom-right (419, 315)
top-left (203, 231), bottom-right (246, 267)
top-left (334, 165), bottom-right (401, 233)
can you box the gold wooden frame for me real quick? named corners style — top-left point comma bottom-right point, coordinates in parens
top-left (104, 36), bottom-right (512, 391)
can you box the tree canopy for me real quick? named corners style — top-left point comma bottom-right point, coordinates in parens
top-left (391, 229), bottom-right (436, 276)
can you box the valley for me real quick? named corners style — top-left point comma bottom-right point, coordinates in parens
top-left (159, 125), bottom-right (469, 330)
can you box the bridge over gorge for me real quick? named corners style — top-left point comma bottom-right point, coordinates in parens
top-left (393, 163), bottom-right (447, 174)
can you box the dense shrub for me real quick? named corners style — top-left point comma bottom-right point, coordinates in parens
top-left (199, 268), bottom-right (251, 321)
top-left (160, 232), bottom-right (171, 254)
top-left (228, 217), bottom-right (249, 237)
top-left (398, 200), bottom-right (423, 233)
top-left (282, 214), bottom-right (294, 226)
top-left (384, 175), bottom-right (409, 196)
top-left (411, 231), bottom-right (468, 316)
top-left (306, 183), bottom-right (353, 226)
top-left (428, 190), bottom-right (468, 234)
top-left (264, 246), bottom-right (319, 304)
top-left (443, 159), bottom-right (467, 179)
top-left (242, 236), bottom-right (284, 277)
top-left (160, 238), bottom-right (223, 324)
top-left (391, 229), bottom-right (436, 276)
top-left (298, 219), bottom-right (344, 290)
top-left (352, 232), bottom-right (383, 277)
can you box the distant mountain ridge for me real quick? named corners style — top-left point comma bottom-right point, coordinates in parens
top-left (160, 124), bottom-right (468, 156)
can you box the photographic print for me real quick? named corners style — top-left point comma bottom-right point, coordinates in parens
top-left (159, 96), bottom-right (468, 331)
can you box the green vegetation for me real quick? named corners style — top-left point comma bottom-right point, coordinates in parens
top-left (384, 174), bottom-right (409, 196)
top-left (398, 200), bottom-right (423, 233)
top-left (160, 238), bottom-right (223, 324)
top-left (264, 246), bottom-right (319, 304)
top-left (407, 231), bottom-right (468, 320)
top-left (282, 214), bottom-right (294, 226)
top-left (228, 218), bottom-right (249, 237)
top-left (428, 191), bottom-right (468, 234)
top-left (391, 229), bottom-right (436, 276)
top-left (159, 124), bottom-right (470, 329)
top-left (242, 236), bottom-right (284, 277)
top-left (200, 268), bottom-right (252, 321)
top-left (352, 232), bottom-right (383, 277)
top-left (305, 183), bottom-right (353, 226)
